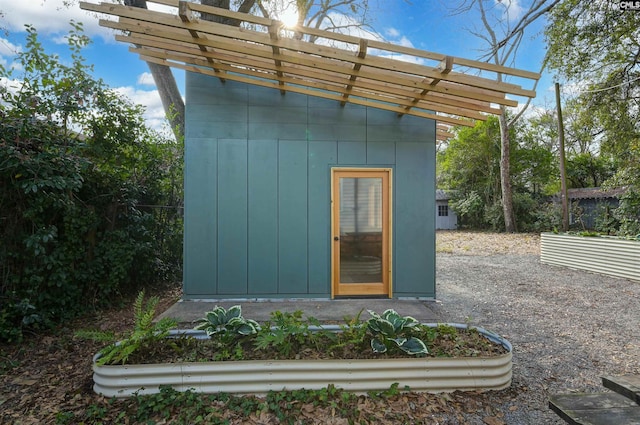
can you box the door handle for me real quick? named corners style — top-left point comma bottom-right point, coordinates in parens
top-left (334, 236), bottom-right (340, 241)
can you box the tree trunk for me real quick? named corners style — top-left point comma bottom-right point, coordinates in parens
top-left (498, 111), bottom-right (517, 233)
top-left (124, 0), bottom-right (256, 141)
top-left (148, 62), bottom-right (185, 140)
top-left (124, 0), bottom-right (184, 141)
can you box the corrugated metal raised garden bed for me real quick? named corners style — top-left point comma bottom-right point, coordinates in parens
top-left (92, 306), bottom-right (512, 398)
top-left (540, 232), bottom-right (640, 282)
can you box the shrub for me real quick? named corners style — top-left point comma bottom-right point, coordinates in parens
top-left (450, 191), bottom-right (486, 229)
top-left (614, 186), bottom-right (640, 237)
top-left (0, 24), bottom-right (183, 341)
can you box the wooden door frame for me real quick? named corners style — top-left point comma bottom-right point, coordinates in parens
top-left (331, 168), bottom-right (393, 298)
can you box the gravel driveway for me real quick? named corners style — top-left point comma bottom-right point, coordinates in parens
top-left (433, 235), bottom-right (640, 424)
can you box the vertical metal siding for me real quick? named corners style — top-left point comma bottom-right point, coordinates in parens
top-left (307, 142), bottom-right (337, 294)
top-left (540, 233), bottom-right (640, 282)
top-left (183, 73), bottom-right (437, 299)
top-left (247, 140), bottom-right (279, 294)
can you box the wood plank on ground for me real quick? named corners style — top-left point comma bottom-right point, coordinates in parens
top-left (549, 392), bottom-right (640, 425)
top-left (603, 375), bottom-right (640, 405)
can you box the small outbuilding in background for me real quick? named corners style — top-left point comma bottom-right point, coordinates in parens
top-left (436, 190), bottom-right (458, 230)
top-left (566, 187), bottom-right (626, 230)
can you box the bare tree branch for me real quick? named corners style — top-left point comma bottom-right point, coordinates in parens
top-left (492, 0), bottom-right (561, 56)
top-left (448, 0), bottom-right (556, 232)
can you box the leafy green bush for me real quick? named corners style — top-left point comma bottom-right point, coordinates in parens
top-left (0, 24), bottom-right (183, 341)
top-left (531, 201), bottom-right (562, 232)
top-left (593, 202), bottom-right (620, 235)
top-left (450, 191), bottom-right (485, 229)
top-left (254, 310), bottom-right (327, 358)
top-left (366, 309), bottom-right (428, 355)
top-left (614, 186), bottom-right (640, 237)
top-left (195, 305), bottom-right (261, 337)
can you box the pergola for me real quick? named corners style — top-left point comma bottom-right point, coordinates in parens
top-left (80, 0), bottom-right (540, 141)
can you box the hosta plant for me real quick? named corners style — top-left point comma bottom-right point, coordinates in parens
top-left (366, 309), bottom-right (428, 355)
top-left (194, 305), bottom-right (260, 337)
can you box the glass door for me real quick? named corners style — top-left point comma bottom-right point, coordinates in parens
top-left (332, 169), bottom-right (391, 297)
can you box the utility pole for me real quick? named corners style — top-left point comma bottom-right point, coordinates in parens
top-left (555, 82), bottom-right (569, 232)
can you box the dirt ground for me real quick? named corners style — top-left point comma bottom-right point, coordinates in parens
top-left (1, 231), bottom-right (637, 424)
top-left (436, 230), bottom-right (540, 256)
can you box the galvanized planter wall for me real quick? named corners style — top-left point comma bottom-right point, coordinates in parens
top-left (540, 233), bottom-right (640, 282)
top-left (93, 326), bottom-right (512, 398)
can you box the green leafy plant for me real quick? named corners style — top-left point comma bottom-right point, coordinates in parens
top-left (366, 309), bottom-right (428, 355)
top-left (0, 23), bottom-right (183, 342)
top-left (89, 305), bottom-right (504, 366)
top-left (96, 291), bottom-right (177, 365)
top-left (194, 305), bottom-right (260, 337)
top-left (327, 310), bottom-right (368, 355)
top-left (254, 310), bottom-right (331, 358)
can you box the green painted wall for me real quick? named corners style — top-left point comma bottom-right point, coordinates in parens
top-left (184, 72), bottom-right (436, 299)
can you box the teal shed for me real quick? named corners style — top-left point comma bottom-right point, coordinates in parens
top-left (81, 0), bottom-right (540, 300)
top-left (184, 73), bottom-right (436, 299)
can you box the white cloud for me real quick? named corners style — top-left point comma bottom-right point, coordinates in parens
top-left (0, 76), bottom-right (24, 102)
top-left (0, 37), bottom-right (21, 57)
top-left (385, 28), bottom-right (401, 38)
top-left (496, 0), bottom-right (524, 21)
top-left (113, 86), bottom-right (173, 132)
top-left (395, 36), bottom-right (415, 49)
top-left (137, 72), bottom-right (156, 86)
top-left (0, 0), bottom-right (115, 42)
top-left (0, 37), bottom-right (21, 70)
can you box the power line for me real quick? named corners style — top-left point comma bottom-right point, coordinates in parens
top-left (571, 75), bottom-right (640, 94)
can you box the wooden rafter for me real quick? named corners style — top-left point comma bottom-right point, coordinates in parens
top-left (79, 0), bottom-right (541, 128)
top-left (400, 55), bottom-right (453, 117)
top-left (341, 39), bottom-right (367, 106)
top-left (178, 1), bottom-right (224, 79)
top-left (436, 123), bottom-right (455, 142)
top-left (268, 21), bottom-right (286, 94)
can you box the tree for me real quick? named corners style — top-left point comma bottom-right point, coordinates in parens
top-left (439, 114), bottom-right (559, 230)
top-left (513, 122), bottom-right (556, 195)
top-left (546, 0), bottom-right (640, 235)
top-left (439, 116), bottom-right (505, 229)
top-left (546, 1), bottom-right (640, 167)
top-left (565, 152), bottom-right (615, 188)
top-left (256, 0), bottom-right (375, 41)
top-left (122, 0), bottom-right (257, 141)
top-left (449, 0), bottom-right (560, 232)
top-left (0, 24), bottom-right (183, 341)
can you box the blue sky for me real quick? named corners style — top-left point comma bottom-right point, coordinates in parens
top-left (0, 0), bottom-right (556, 133)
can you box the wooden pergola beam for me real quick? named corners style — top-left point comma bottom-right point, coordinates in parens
top-left (155, 0), bottom-right (539, 81)
top-left (400, 55), bottom-right (454, 117)
top-left (133, 45), bottom-right (481, 125)
top-left (102, 17), bottom-right (517, 108)
top-left (79, 0), bottom-right (541, 128)
top-left (119, 33), bottom-right (498, 121)
top-left (122, 36), bottom-right (490, 121)
top-left (268, 21), bottom-right (286, 94)
top-left (341, 39), bottom-right (368, 106)
top-left (177, 1), bottom-right (224, 80)
top-left (139, 53), bottom-right (475, 127)
top-left (83, 2), bottom-right (534, 96)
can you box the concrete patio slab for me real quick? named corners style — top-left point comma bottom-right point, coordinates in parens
top-left (158, 298), bottom-right (440, 325)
